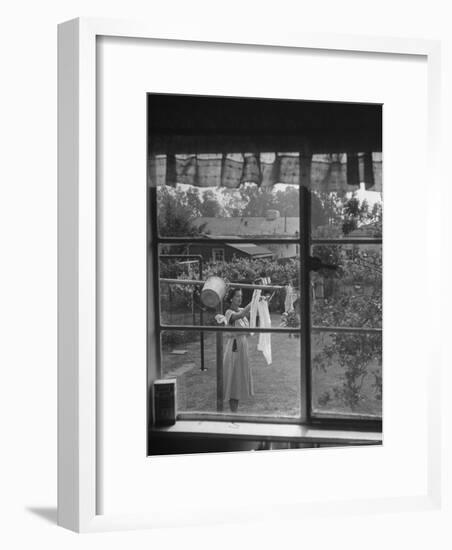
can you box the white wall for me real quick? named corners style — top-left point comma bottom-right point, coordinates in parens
top-left (1, 0), bottom-right (451, 548)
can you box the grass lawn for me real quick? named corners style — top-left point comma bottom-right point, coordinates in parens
top-left (161, 314), bottom-right (382, 418)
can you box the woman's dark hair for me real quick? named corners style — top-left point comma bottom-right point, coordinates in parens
top-left (226, 287), bottom-right (241, 304)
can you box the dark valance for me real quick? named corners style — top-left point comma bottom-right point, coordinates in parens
top-left (147, 95), bottom-right (382, 155)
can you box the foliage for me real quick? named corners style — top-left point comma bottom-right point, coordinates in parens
top-left (280, 310), bottom-right (301, 329)
top-left (160, 182), bottom-right (303, 221)
top-left (311, 223), bottom-right (382, 413)
top-left (203, 256), bottom-right (299, 284)
top-left (158, 183), bottom-right (382, 238)
top-left (312, 332), bottom-right (382, 411)
top-left (311, 191), bottom-right (345, 229)
top-left (229, 185), bottom-right (301, 217)
top-left (157, 185), bottom-right (207, 238)
top-left (342, 196), bottom-right (382, 236)
top-left (312, 287), bottom-right (382, 412)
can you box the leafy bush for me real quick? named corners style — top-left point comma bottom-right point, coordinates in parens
top-left (311, 243), bottom-right (382, 413)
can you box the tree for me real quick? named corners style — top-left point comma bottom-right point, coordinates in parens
top-left (157, 185), bottom-right (206, 238)
top-left (311, 190), bottom-right (345, 230)
top-left (219, 188), bottom-right (243, 216)
top-left (220, 184), bottom-right (302, 218)
top-left (239, 186), bottom-right (275, 217)
top-left (342, 195), bottom-right (382, 236)
top-left (184, 187), bottom-right (203, 217)
top-left (273, 186), bottom-right (299, 216)
top-left (198, 189), bottom-right (223, 217)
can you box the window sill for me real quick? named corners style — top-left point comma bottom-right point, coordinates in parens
top-left (149, 420), bottom-right (382, 445)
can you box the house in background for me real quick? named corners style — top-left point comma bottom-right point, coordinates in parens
top-left (191, 211), bottom-right (300, 262)
top-left (187, 239), bottom-right (274, 263)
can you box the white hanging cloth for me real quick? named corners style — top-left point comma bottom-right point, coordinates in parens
top-left (256, 297), bottom-right (272, 365)
top-left (284, 283), bottom-right (296, 313)
top-left (249, 289), bottom-right (261, 333)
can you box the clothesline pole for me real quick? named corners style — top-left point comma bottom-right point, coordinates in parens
top-left (216, 331), bottom-right (224, 411)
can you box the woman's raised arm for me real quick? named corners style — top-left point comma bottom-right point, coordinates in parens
top-left (227, 302), bottom-right (252, 322)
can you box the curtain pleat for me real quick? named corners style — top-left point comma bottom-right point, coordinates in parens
top-left (221, 153), bottom-right (244, 188)
top-left (153, 150), bottom-right (382, 192)
top-left (165, 153), bottom-right (178, 187)
top-left (372, 152), bottom-right (382, 193)
top-left (196, 154), bottom-right (222, 187)
top-left (361, 152), bottom-right (375, 190)
top-left (241, 153), bottom-right (261, 185)
top-left (346, 152), bottom-right (360, 187)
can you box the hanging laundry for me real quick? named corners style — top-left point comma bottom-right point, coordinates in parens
top-left (215, 314), bottom-right (228, 326)
top-left (257, 297), bottom-right (272, 365)
top-left (284, 284), bottom-right (296, 313)
top-left (249, 289), bottom-right (261, 334)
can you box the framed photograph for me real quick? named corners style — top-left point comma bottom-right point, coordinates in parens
top-left (58, 17), bottom-right (442, 532)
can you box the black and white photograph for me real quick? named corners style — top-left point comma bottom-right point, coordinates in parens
top-left (4, 0), bottom-right (448, 542)
top-left (147, 94), bottom-right (383, 455)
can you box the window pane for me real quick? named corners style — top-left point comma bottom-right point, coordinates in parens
top-left (158, 243), bottom-right (301, 329)
top-left (310, 244), bottom-right (382, 329)
top-left (310, 153), bottom-right (382, 240)
top-left (160, 330), bottom-right (301, 418)
top-left (311, 330), bottom-right (382, 418)
top-left (157, 181), bottom-right (300, 239)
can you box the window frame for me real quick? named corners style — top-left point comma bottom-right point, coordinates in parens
top-left (309, 235), bottom-right (382, 431)
top-left (211, 247), bottom-right (225, 262)
top-left (148, 178), bottom-right (382, 433)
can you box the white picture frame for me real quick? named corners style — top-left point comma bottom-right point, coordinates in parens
top-left (58, 17), bottom-right (443, 533)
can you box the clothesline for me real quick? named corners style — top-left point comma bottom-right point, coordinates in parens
top-left (159, 278), bottom-right (285, 291)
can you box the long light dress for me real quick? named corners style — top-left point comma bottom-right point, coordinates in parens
top-left (223, 308), bottom-right (254, 401)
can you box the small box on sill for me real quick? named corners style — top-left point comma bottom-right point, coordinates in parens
top-left (152, 379), bottom-right (177, 426)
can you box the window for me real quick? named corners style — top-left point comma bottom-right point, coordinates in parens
top-left (212, 248), bottom-right (225, 262)
top-left (147, 95), bottom-right (382, 450)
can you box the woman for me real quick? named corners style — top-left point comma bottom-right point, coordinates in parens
top-left (223, 288), bottom-right (254, 412)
